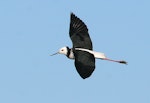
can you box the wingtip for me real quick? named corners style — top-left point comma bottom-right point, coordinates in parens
top-left (70, 12), bottom-right (73, 14)
top-left (70, 12), bottom-right (75, 17)
top-left (80, 75), bottom-right (90, 79)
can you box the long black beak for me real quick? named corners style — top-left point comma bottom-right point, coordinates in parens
top-left (50, 52), bottom-right (59, 56)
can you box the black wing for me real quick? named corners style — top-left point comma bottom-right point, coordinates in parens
top-left (74, 50), bottom-right (95, 79)
top-left (69, 13), bottom-right (95, 79)
top-left (69, 13), bottom-right (93, 50)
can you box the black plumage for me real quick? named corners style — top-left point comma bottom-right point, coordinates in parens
top-left (69, 13), bottom-right (95, 79)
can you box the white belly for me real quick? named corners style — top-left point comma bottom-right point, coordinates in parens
top-left (75, 48), bottom-right (106, 59)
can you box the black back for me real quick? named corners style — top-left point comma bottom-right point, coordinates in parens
top-left (69, 13), bottom-right (95, 79)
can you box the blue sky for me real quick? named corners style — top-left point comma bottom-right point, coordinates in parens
top-left (0, 0), bottom-right (150, 103)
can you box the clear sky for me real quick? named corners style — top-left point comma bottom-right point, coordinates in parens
top-left (0, 0), bottom-right (150, 103)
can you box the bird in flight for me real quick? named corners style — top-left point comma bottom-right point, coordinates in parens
top-left (51, 13), bottom-right (127, 79)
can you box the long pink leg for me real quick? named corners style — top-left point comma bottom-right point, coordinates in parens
top-left (103, 58), bottom-right (127, 64)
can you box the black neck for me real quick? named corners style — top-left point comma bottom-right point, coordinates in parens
top-left (66, 47), bottom-right (71, 58)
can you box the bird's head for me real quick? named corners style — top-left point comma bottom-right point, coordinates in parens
top-left (50, 46), bottom-right (69, 56)
top-left (58, 46), bottom-right (68, 55)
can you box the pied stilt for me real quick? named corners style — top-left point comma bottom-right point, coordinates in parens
top-left (51, 13), bottom-right (127, 79)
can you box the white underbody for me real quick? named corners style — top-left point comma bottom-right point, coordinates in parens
top-left (75, 48), bottom-right (106, 59)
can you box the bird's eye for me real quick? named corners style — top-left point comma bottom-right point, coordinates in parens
top-left (61, 49), bottom-right (64, 51)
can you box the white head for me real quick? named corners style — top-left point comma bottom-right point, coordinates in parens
top-left (58, 46), bottom-right (68, 55)
top-left (50, 46), bottom-right (68, 56)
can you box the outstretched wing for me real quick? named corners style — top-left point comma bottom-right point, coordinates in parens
top-left (69, 13), bottom-right (95, 79)
top-left (73, 50), bottom-right (95, 79)
top-left (69, 13), bottom-right (93, 50)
